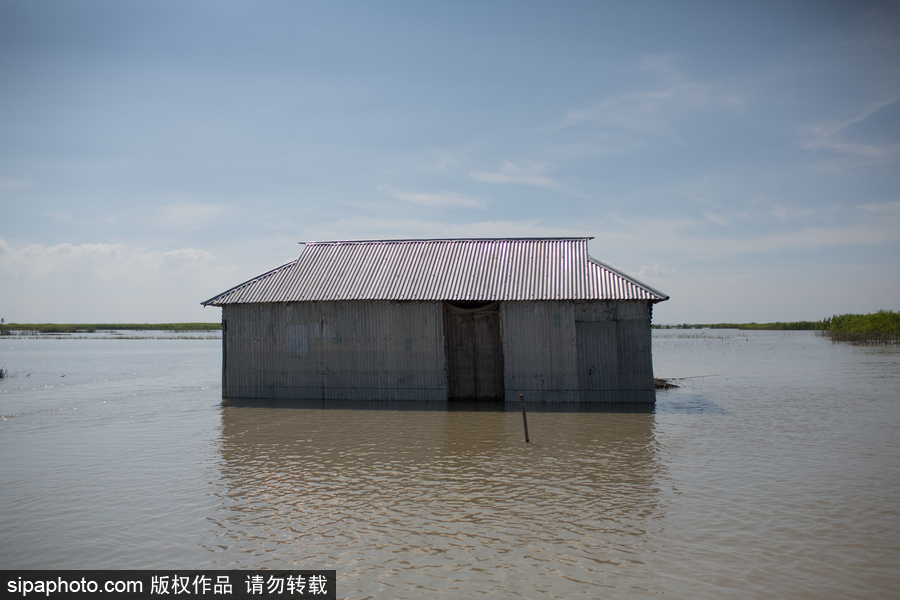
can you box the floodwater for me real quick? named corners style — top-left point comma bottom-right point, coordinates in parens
top-left (1, 330), bottom-right (898, 599)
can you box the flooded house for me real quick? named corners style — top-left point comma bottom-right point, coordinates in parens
top-left (201, 238), bottom-right (668, 404)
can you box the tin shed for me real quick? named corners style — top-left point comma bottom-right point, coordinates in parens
top-left (201, 238), bottom-right (668, 404)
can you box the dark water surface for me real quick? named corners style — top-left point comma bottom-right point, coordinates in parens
top-left (1, 331), bottom-right (898, 598)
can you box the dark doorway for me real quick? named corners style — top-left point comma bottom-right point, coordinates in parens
top-left (444, 301), bottom-right (505, 401)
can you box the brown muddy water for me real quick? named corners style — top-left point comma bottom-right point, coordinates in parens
top-left (1, 330), bottom-right (898, 598)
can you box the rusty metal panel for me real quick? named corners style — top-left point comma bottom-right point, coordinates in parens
top-left (202, 239), bottom-right (668, 306)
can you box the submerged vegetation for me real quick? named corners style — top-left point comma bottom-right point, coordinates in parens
top-left (821, 310), bottom-right (900, 344)
top-left (0, 323), bottom-right (221, 335)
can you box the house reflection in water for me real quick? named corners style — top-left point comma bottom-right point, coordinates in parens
top-left (209, 403), bottom-right (664, 593)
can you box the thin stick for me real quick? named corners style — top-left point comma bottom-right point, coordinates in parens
top-left (519, 393), bottom-right (530, 443)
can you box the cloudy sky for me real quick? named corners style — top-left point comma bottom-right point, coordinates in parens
top-left (1, 1), bottom-right (898, 324)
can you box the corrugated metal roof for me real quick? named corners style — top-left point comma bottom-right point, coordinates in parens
top-left (202, 238), bottom-right (669, 305)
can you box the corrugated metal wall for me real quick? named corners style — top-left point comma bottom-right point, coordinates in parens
top-left (501, 300), bottom-right (653, 403)
top-left (222, 299), bottom-right (654, 403)
top-left (223, 301), bottom-right (447, 400)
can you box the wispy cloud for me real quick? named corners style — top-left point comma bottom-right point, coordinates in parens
top-left (599, 209), bottom-right (900, 260)
top-left (555, 54), bottom-right (745, 145)
top-left (379, 186), bottom-right (485, 209)
top-left (802, 98), bottom-right (900, 159)
top-left (298, 216), bottom-right (589, 242)
top-left (152, 201), bottom-right (231, 230)
top-left (46, 211), bottom-right (124, 228)
top-left (860, 200), bottom-right (900, 217)
top-left (725, 274), bottom-right (755, 285)
top-left (703, 211), bottom-right (731, 227)
top-left (0, 239), bottom-right (214, 280)
top-left (635, 265), bottom-right (676, 279)
top-left (469, 161), bottom-right (559, 188)
top-left (761, 204), bottom-right (831, 224)
top-left (0, 238), bottom-right (223, 322)
top-left (0, 175), bottom-right (29, 188)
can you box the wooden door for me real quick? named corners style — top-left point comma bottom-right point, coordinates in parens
top-left (445, 302), bottom-right (504, 401)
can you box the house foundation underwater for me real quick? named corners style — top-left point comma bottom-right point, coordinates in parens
top-left (202, 238), bottom-right (668, 405)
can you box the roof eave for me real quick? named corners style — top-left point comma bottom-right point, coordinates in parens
top-left (200, 258), bottom-right (300, 307)
top-left (587, 256), bottom-right (669, 302)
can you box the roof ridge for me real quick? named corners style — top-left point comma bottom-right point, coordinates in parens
top-left (300, 237), bottom-right (594, 245)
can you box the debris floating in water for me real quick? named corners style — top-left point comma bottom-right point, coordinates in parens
top-left (655, 375), bottom-right (718, 389)
top-left (655, 378), bottom-right (681, 389)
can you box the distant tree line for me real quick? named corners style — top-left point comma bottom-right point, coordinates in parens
top-left (653, 310), bottom-right (899, 344)
top-left (0, 323), bottom-right (222, 335)
top-left (653, 321), bottom-right (825, 330)
top-left (707, 321), bottom-right (825, 330)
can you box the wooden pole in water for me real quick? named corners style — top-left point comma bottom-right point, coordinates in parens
top-left (519, 393), bottom-right (530, 443)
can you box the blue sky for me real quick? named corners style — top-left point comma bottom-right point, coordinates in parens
top-left (1, 0), bottom-right (898, 324)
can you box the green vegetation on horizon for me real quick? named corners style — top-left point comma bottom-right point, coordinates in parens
top-left (654, 321), bottom-right (825, 330)
top-left (654, 310), bottom-right (899, 344)
top-left (3, 312), bottom-right (897, 343)
top-left (822, 310), bottom-right (900, 343)
top-left (0, 322), bottom-right (221, 334)
top-left (708, 321), bottom-right (824, 330)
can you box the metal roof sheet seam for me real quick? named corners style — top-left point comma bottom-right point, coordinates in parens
top-left (201, 238), bottom-right (669, 305)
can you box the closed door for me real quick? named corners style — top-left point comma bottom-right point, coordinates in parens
top-left (445, 302), bottom-right (504, 401)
